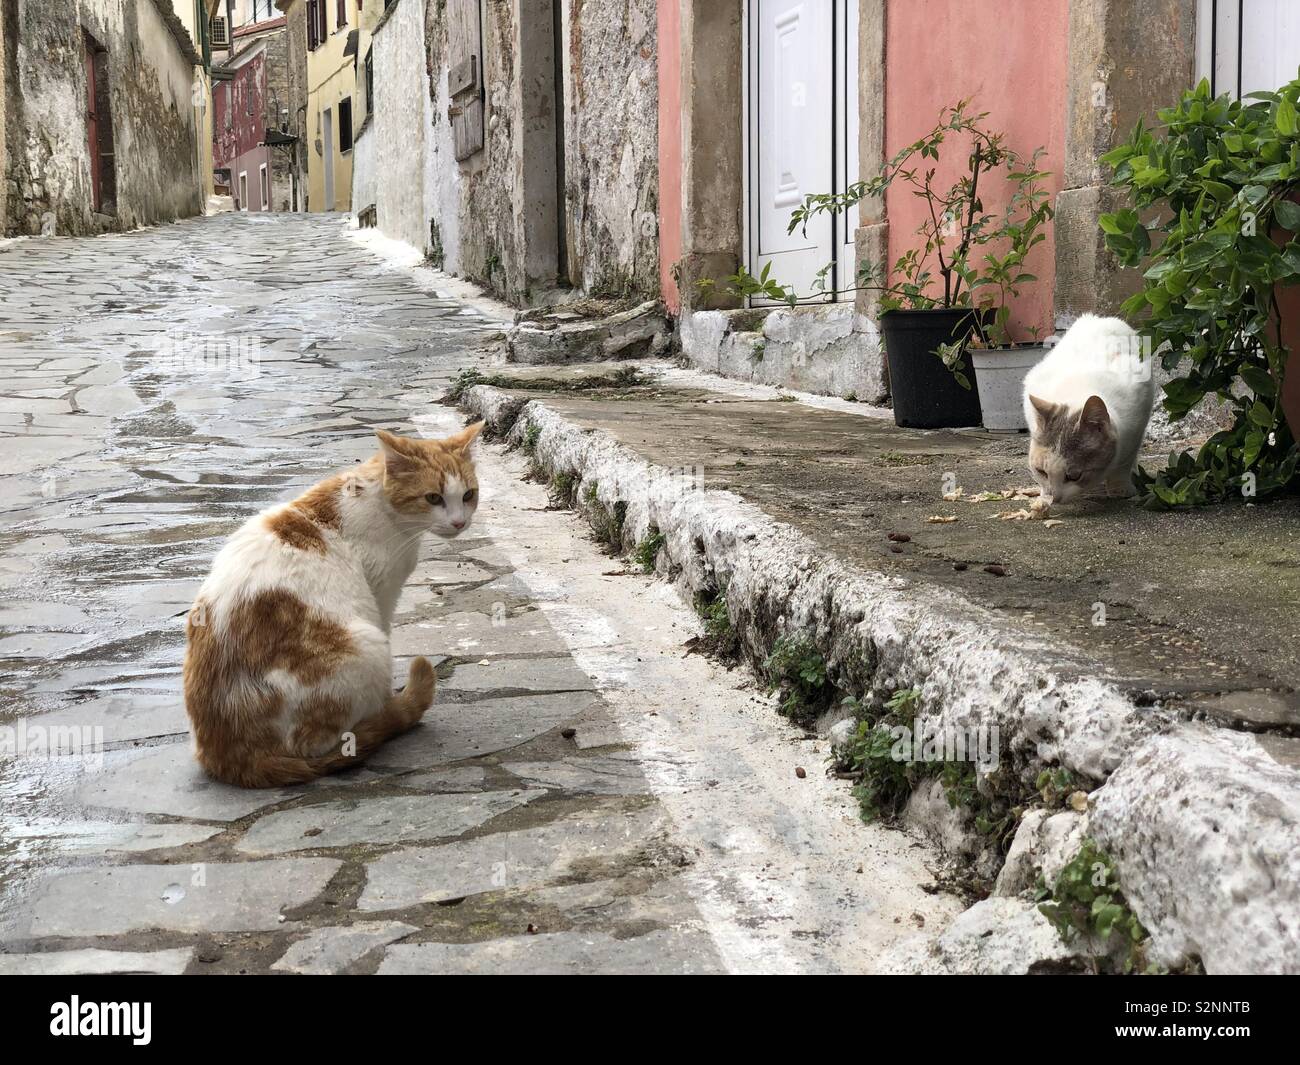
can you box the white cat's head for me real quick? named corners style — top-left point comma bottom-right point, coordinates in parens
top-left (375, 423), bottom-right (484, 538)
top-left (1027, 395), bottom-right (1117, 505)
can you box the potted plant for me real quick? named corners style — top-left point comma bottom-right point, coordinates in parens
top-left (709, 101), bottom-right (1054, 430)
top-left (1101, 76), bottom-right (1300, 505)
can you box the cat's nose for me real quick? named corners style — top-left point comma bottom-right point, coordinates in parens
top-left (451, 519), bottom-right (466, 530)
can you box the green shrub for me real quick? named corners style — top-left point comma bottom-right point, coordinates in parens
top-left (1102, 76), bottom-right (1300, 506)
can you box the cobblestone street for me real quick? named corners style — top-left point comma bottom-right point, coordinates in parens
top-left (0, 214), bottom-right (955, 974)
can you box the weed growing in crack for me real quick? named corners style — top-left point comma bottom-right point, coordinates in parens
top-left (632, 528), bottom-right (666, 572)
top-left (446, 368), bottom-right (485, 403)
top-left (939, 761), bottom-right (1018, 852)
top-left (843, 687), bottom-right (927, 820)
top-left (763, 636), bottom-right (831, 726)
top-left (685, 591), bottom-right (739, 660)
top-left (549, 471), bottom-right (577, 508)
top-left (589, 499), bottom-right (627, 550)
top-left (521, 421), bottom-right (542, 456)
top-left (1036, 839), bottom-right (1154, 974)
top-left (1035, 766), bottom-right (1081, 808)
top-left (582, 482), bottom-right (599, 505)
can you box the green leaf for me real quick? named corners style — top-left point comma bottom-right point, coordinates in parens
top-left (1279, 95), bottom-right (1298, 136)
top-left (1275, 197), bottom-right (1300, 231)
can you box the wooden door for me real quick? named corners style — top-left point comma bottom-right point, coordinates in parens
top-left (448, 0), bottom-right (485, 160)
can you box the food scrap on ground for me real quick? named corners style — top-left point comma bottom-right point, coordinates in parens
top-left (926, 515), bottom-right (958, 524)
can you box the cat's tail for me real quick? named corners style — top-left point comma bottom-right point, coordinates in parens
top-left (223, 657), bottom-right (437, 789)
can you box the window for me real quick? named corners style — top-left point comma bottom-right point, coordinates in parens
top-left (337, 0), bottom-right (348, 29)
top-left (364, 48), bottom-right (373, 116)
top-left (260, 163), bottom-right (270, 211)
top-left (307, 0), bottom-right (326, 49)
top-left (338, 97), bottom-right (353, 152)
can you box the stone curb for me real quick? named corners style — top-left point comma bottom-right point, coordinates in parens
top-left (458, 383), bottom-right (1300, 974)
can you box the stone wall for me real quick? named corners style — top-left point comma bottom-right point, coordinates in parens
top-left (368, 0), bottom-right (437, 255)
top-left (3, 0), bottom-right (203, 236)
top-left (420, 0), bottom-right (658, 305)
top-left (280, 0), bottom-right (308, 209)
top-left (262, 27), bottom-right (293, 211)
top-left (559, 0), bottom-right (659, 297)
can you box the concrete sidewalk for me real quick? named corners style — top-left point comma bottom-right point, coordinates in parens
top-left (455, 359), bottom-right (1300, 974)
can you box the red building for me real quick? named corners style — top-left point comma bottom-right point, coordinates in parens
top-left (212, 16), bottom-right (292, 211)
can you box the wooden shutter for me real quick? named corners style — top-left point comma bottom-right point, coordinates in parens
top-left (447, 0), bottom-right (484, 160)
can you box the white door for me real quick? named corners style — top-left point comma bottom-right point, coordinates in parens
top-left (748, 0), bottom-right (858, 304)
top-left (323, 108), bottom-right (335, 211)
top-left (1197, 0), bottom-right (1300, 98)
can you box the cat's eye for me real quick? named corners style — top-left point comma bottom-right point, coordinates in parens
top-left (1064, 472), bottom-right (1081, 483)
top-left (425, 493), bottom-right (444, 506)
top-left (1033, 467), bottom-right (1047, 478)
top-left (463, 489), bottom-right (476, 503)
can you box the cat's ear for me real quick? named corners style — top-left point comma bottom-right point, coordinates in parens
top-left (1078, 395), bottom-right (1111, 433)
top-left (1028, 394), bottom-right (1059, 430)
top-left (376, 429), bottom-right (421, 474)
top-left (441, 421), bottom-right (485, 457)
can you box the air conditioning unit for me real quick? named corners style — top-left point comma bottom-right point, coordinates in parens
top-left (210, 16), bottom-right (230, 48)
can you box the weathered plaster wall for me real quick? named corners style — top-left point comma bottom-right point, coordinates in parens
top-left (884, 0), bottom-right (1069, 341)
top-left (368, 0), bottom-right (437, 253)
top-left (351, 122), bottom-right (375, 212)
top-left (4, 0), bottom-right (202, 236)
top-left (560, 0), bottom-right (659, 297)
top-left (425, 0), bottom-right (529, 298)
top-left (422, 0), bottom-right (657, 304)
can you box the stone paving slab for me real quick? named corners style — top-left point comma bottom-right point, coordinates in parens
top-left (378, 928), bottom-right (724, 975)
top-left (441, 658), bottom-right (597, 694)
top-left (358, 807), bottom-right (667, 910)
top-left (76, 745), bottom-right (302, 822)
top-left (272, 922), bottom-right (417, 975)
top-left (236, 790), bottom-right (546, 855)
top-left (369, 692), bottom-right (600, 768)
top-left (4, 858), bottom-right (343, 939)
top-left (0, 948), bottom-right (194, 975)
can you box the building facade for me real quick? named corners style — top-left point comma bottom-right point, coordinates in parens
top-left (1, 0), bottom-right (206, 237)
top-left (352, 0), bottom-right (659, 307)
top-left (660, 0), bottom-right (1300, 402)
top-left (304, 0), bottom-right (367, 212)
top-left (212, 10), bottom-right (293, 211)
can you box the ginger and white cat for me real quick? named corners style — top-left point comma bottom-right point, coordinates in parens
top-left (1023, 314), bottom-right (1155, 507)
top-left (183, 423), bottom-right (484, 788)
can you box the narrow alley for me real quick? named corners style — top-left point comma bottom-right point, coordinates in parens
top-left (0, 214), bottom-right (956, 974)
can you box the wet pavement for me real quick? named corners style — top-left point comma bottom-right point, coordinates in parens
top-left (0, 214), bottom-right (956, 974)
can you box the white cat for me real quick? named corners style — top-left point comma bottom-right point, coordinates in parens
top-left (1022, 314), bottom-right (1155, 507)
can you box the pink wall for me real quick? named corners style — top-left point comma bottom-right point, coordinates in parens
top-left (213, 52), bottom-right (267, 173)
top-left (884, 0), bottom-right (1068, 339)
top-left (657, 0), bottom-right (683, 313)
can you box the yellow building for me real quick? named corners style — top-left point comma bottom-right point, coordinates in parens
top-left (304, 0), bottom-right (369, 212)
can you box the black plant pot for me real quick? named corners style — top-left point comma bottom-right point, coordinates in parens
top-left (881, 308), bottom-right (984, 429)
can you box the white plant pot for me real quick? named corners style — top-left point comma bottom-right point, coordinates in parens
top-left (971, 345), bottom-right (1048, 432)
